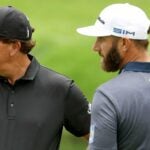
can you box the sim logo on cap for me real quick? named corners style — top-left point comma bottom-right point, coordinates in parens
top-left (113, 27), bottom-right (135, 36)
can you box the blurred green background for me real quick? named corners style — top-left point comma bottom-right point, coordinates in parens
top-left (1, 0), bottom-right (150, 149)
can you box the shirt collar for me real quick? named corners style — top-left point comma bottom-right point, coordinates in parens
top-left (21, 54), bottom-right (40, 80)
top-left (121, 62), bottom-right (150, 73)
top-left (0, 55), bottom-right (40, 82)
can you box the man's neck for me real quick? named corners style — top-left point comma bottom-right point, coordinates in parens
top-left (5, 55), bottom-right (31, 85)
top-left (120, 46), bottom-right (150, 69)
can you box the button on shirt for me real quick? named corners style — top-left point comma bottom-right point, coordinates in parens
top-left (0, 55), bottom-right (90, 150)
top-left (89, 62), bottom-right (150, 150)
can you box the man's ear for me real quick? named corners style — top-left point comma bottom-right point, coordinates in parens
top-left (9, 41), bottom-right (21, 56)
top-left (118, 38), bottom-right (132, 52)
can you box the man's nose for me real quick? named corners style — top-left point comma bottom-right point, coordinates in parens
top-left (93, 38), bottom-right (101, 52)
top-left (93, 42), bottom-right (100, 52)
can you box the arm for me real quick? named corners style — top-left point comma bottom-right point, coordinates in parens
top-left (89, 90), bottom-right (118, 150)
top-left (64, 81), bottom-right (91, 137)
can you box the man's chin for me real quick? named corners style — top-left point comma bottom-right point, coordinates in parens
top-left (101, 63), bottom-right (117, 72)
top-left (101, 63), bottom-right (109, 72)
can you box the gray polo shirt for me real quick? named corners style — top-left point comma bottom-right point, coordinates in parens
top-left (0, 55), bottom-right (90, 150)
top-left (89, 62), bottom-right (150, 150)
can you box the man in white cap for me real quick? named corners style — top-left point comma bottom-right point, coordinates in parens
top-left (77, 3), bottom-right (150, 149)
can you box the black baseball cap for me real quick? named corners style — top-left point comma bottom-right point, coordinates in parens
top-left (0, 6), bottom-right (33, 41)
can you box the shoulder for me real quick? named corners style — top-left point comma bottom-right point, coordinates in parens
top-left (93, 71), bottom-right (143, 114)
top-left (31, 65), bottom-right (74, 95)
top-left (37, 65), bottom-right (73, 87)
top-left (39, 65), bottom-right (71, 80)
top-left (29, 55), bottom-right (72, 87)
top-left (97, 71), bottom-right (140, 96)
top-left (93, 72), bottom-right (135, 107)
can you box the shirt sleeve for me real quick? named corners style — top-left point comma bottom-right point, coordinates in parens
top-left (64, 81), bottom-right (91, 137)
top-left (89, 90), bottom-right (118, 150)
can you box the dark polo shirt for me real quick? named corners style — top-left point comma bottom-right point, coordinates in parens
top-left (89, 62), bottom-right (150, 150)
top-left (0, 55), bottom-right (90, 150)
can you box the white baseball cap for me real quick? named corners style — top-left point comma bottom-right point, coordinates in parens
top-left (77, 3), bottom-right (150, 40)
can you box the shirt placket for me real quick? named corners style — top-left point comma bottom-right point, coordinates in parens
top-left (5, 84), bottom-right (16, 150)
top-left (7, 88), bottom-right (16, 120)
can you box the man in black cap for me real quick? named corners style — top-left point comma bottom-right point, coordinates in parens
top-left (0, 6), bottom-right (90, 150)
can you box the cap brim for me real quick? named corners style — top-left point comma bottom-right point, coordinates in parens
top-left (76, 25), bottom-right (111, 37)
